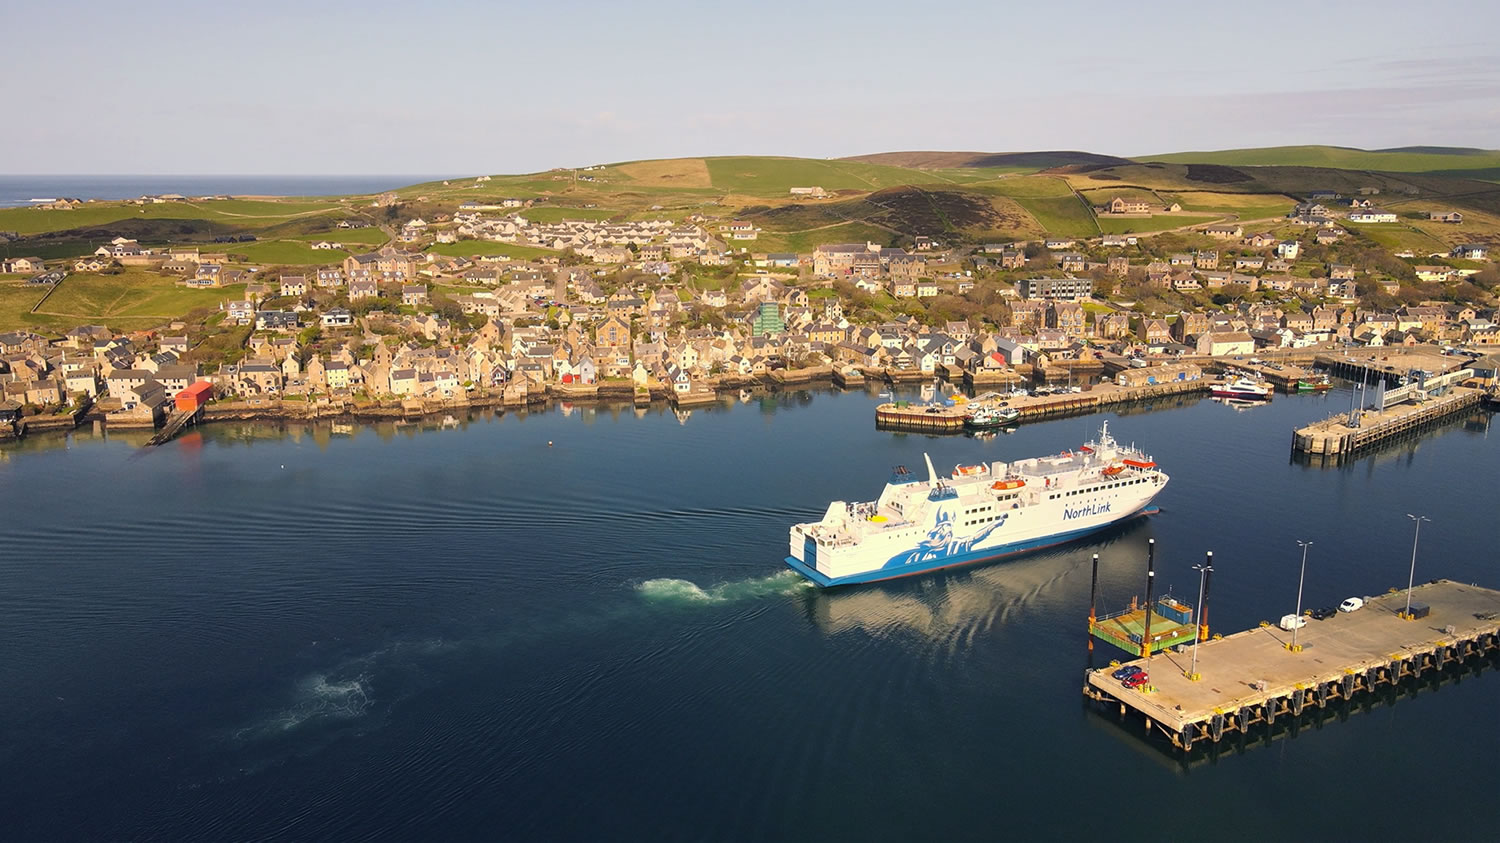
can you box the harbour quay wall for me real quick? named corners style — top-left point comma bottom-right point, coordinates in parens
top-left (1084, 579), bottom-right (1500, 751)
top-left (1012, 379), bottom-right (1209, 420)
top-left (1292, 387), bottom-right (1484, 457)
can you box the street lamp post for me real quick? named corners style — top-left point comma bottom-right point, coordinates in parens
top-left (1188, 556), bottom-right (1213, 680)
top-left (1405, 515), bottom-right (1430, 618)
top-left (1292, 540), bottom-right (1311, 651)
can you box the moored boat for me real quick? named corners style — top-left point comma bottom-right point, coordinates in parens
top-left (1296, 375), bottom-right (1332, 392)
top-left (963, 405), bottom-right (1021, 430)
top-left (1211, 377), bottom-right (1273, 401)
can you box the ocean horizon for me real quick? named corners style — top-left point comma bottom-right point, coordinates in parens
top-left (0, 174), bottom-right (459, 208)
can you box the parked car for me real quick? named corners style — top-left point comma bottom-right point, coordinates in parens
top-left (1339, 597), bottom-right (1365, 613)
top-left (1121, 672), bottom-right (1150, 689)
top-left (1279, 613), bottom-right (1308, 631)
top-left (1309, 606), bottom-right (1337, 620)
top-left (1111, 664), bottom-right (1144, 680)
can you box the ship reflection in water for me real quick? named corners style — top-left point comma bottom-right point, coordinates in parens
top-left (1212, 396), bottom-right (1269, 412)
top-left (794, 515), bottom-right (1158, 640)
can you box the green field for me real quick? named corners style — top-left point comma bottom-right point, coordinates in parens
top-left (979, 176), bottom-right (1077, 198)
top-left (225, 240), bottom-right (349, 265)
top-left (1345, 223), bottom-right (1448, 254)
top-left (195, 199), bottom-right (344, 217)
top-left (1158, 191), bottom-right (1296, 221)
top-left (3, 270), bottom-right (244, 333)
top-left (291, 227), bottom-right (389, 246)
top-left (0, 199), bottom-right (344, 236)
top-left (0, 283), bottom-right (49, 331)
top-left (1140, 145), bottom-right (1500, 174)
top-left (1097, 215), bottom-right (1220, 235)
top-left (431, 283), bottom-right (477, 299)
top-left (921, 167), bottom-right (1031, 185)
top-left (424, 241), bottom-right (555, 259)
top-left (1010, 195), bottom-right (1099, 238)
top-left (1078, 186), bottom-right (1160, 206)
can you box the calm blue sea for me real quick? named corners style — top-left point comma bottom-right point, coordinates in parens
top-left (0, 175), bottom-right (453, 208)
top-left (0, 386), bottom-right (1496, 840)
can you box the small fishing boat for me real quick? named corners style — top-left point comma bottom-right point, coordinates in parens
top-left (964, 405), bottom-right (1021, 430)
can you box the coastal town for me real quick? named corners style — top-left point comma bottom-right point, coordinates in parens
top-left (1, 179), bottom-right (1498, 440)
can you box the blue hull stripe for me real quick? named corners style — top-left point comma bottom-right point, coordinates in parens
top-left (785, 510), bottom-right (1154, 588)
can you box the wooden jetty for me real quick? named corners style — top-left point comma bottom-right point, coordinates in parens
top-left (1292, 387), bottom-right (1484, 457)
top-left (1084, 579), bottom-right (1500, 750)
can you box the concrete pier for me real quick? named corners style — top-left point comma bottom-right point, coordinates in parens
top-left (874, 402), bottom-right (966, 431)
top-left (832, 367), bottom-right (865, 387)
top-left (1315, 348), bottom-right (1465, 386)
top-left (874, 379), bottom-right (1214, 433)
top-left (1083, 580), bottom-right (1500, 750)
top-left (1292, 387), bottom-right (1484, 457)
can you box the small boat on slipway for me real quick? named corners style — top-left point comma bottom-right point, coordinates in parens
top-left (786, 422), bottom-right (1167, 587)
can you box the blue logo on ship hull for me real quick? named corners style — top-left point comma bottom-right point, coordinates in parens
top-left (884, 510), bottom-right (1008, 569)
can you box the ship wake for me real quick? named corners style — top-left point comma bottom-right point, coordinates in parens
top-left (637, 570), bottom-right (813, 606)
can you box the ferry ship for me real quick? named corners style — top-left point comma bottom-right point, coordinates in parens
top-left (786, 422), bottom-right (1167, 586)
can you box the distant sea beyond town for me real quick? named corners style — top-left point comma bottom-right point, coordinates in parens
top-left (0, 175), bottom-right (454, 208)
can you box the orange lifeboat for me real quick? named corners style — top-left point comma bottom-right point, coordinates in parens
top-left (1102, 464), bottom-right (1125, 476)
top-left (955, 464), bottom-right (988, 477)
top-left (991, 479), bottom-right (1026, 490)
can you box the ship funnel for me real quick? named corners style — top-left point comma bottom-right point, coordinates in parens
top-left (923, 452), bottom-right (938, 484)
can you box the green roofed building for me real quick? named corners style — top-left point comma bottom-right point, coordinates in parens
top-left (750, 301), bottom-right (785, 337)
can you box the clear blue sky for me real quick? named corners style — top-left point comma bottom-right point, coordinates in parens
top-left (9, 0), bottom-right (1499, 174)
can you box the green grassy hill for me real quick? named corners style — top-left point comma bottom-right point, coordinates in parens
top-left (842, 150), bottom-right (1133, 170)
top-left (1139, 145), bottom-right (1500, 175)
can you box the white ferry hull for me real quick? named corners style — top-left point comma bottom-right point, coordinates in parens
top-left (786, 422), bottom-right (1167, 587)
top-left (786, 505), bottom-right (1156, 587)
